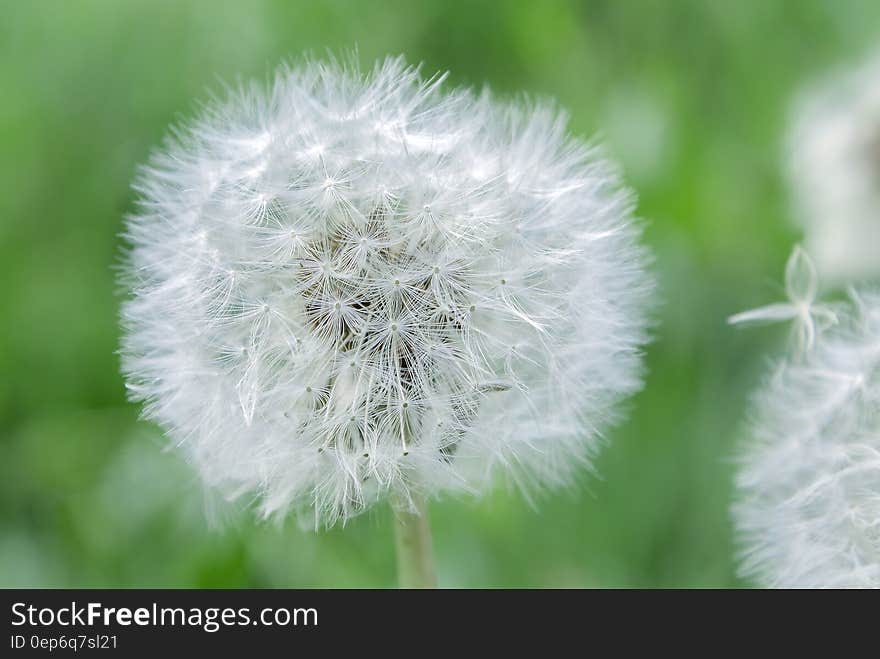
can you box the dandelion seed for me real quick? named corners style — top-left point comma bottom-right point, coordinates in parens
top-left (728, 246), bottom-right (837, 354)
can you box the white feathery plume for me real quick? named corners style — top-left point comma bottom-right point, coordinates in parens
top-left (728, 246), bottom-right (837, 354)
top-left (120, 56), bottom-right (654, 528)
top-left (787, 50), bottom-right (880, 285)
top-left (731, 249), bottom-right (880, 587)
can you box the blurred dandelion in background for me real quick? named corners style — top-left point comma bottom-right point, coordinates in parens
top-left (787, 50), bottom-right (880, 286)
top-left (731, 249), bottom-right (880, 587)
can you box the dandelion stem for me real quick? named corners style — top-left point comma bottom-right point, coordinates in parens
top-left (393, 493), bottom-right (436, 588)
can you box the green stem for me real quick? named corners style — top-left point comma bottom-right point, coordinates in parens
top-left (393, 493), bottom-right (437, 588)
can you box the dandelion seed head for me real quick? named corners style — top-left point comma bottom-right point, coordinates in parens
top-left (120, 56), bottom-right (654, 527)
top-left (734, 284), bottom-right (880, 587)
top-left (788, 50), bottom-right (880, 285)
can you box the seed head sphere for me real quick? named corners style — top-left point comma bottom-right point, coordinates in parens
top-left (787, 50), bottom-right (880, 285)
top-left (735, 289), bottom-right (880, 587)
top-left (121, 57), bottom-right (654, 527)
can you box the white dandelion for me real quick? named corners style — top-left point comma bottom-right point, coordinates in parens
top-left (731, 250), bottom-right (880, 587)
top-left (787, 50), bottom-right (880, 285)
top-left (120, 55), bottom-right (654, 584)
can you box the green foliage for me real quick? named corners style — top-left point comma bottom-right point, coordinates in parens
top-left (2, 0), bottom-right (877, 587)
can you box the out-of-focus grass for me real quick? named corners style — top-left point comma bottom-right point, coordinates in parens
top-left (1, 0), bottom-right (878, 587)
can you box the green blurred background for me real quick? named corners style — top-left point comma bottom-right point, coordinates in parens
top-left (2, 0), bottom-right (878, 588)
